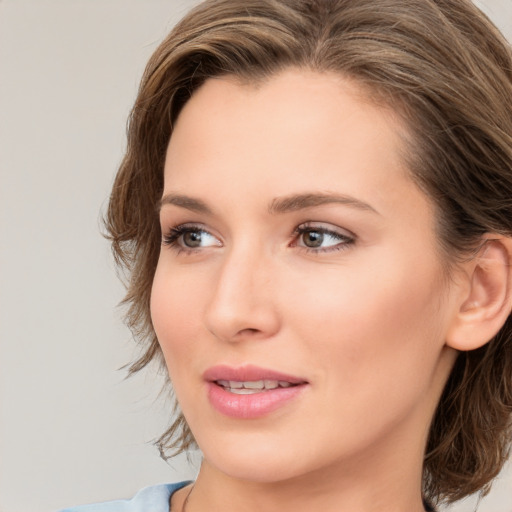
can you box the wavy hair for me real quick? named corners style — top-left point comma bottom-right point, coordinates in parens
top-left (105, 0), bottom-right (512, 506)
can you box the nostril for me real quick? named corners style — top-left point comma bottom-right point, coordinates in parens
top-left (240, 328), bottom-right (260, 335)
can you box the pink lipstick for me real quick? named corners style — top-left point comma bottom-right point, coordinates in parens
top-left (204, 365), bottom-right (308, 419)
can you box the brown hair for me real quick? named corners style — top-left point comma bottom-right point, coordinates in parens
top-left (105, 0), bottom-right (512, 506)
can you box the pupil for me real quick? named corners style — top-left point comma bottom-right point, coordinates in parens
top-left (304, 230), bottom-right (323, 247)
top-left (184, 231), bottom-right (202, 247)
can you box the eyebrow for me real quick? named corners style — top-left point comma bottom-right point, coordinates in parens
top-left (158, 192), bottom-right (379, 215)
top-left (158, 194), bottom-right (213, 214)
top-left (269, 192), bottom-right (379, 215)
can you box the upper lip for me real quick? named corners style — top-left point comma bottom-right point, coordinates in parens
top-left (203, 364), bottom-right (308, 384)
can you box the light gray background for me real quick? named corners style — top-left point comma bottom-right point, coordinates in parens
top-left (0, 1), bottom-right (511, 511)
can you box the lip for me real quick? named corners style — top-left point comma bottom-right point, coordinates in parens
top-left (203, 364), bottom-right (307, 384)
top-left (204, 364), bottom-right (308, 419)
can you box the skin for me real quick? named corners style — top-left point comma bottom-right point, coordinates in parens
top-left (151, 69), bottom-right (465, 512)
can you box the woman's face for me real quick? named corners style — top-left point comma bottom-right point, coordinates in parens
top-left (151, 69), bottom-right (459, 484)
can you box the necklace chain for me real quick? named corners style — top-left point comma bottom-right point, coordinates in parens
top-left (181, 484), bottom-right (194, 512)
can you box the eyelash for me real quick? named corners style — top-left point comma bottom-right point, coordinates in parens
top-left (162, 223), bottom-right (356, 255)
top-left (162, 224), bottom-right (213, 255)
top-left (292, 224), bottom-right (355, 253)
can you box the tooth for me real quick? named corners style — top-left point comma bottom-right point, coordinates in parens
top-left (279, 381), bottom-right (292, 388)
top-left (217, 380), bottom-right (229, 387)
top-left (229, 381), bottom-right (243, 389)
top-left (244, 380), bottom-right (265, 389)
top-left (230, 388), bottom-right (260, 394)
top-left (264, 380), bottom-right (278, 389)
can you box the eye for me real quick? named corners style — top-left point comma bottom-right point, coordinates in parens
top-left (293, 224), bottom-right (355, 252)
top-left (162, 224), bottom-right (221, 252)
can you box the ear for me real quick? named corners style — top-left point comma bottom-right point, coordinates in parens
top-left (446, 236), bottom-right (512, 351)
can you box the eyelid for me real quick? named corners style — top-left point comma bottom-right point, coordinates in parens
top-left (295, 221), bottom-right (356, 238)
top-left (162, 223), bottom-right (222, 252)
top-left (292, 222), bottom-right (356, 252)
top-left (161, 221), bottom-right (356, 255)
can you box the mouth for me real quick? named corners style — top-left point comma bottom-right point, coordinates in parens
top-left (214, 379), bottom-right (297, 394)
top-left (203, 364), bottom-right (307, 389)
top-left (203, 365), bottom-right (308, 419)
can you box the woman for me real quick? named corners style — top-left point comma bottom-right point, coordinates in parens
top-left (62, 0), bottom-right (512, 511)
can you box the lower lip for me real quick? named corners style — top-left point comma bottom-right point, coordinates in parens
top-left (207, 382), bottom-right (307, 419)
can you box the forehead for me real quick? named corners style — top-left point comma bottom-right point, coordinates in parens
top-left (164, 69), bottom-right (414, 207)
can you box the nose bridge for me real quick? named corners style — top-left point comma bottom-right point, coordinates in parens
top-left (204, 238), bottom-right (279, 341)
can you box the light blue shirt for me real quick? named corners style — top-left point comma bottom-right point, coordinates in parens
top-left (58, 481), bottom-right (191, 512)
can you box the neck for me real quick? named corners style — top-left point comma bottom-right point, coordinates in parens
top-left (185, 443), bottom-right (427, 512)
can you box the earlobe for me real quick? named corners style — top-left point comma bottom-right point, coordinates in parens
top-left (446, 236), bottom-right (512, 352)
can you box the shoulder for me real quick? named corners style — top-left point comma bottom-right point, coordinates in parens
top-left (57, 481), bottom-right (192, 512)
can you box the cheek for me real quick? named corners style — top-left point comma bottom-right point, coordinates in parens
top-left (150, 264), bottom-right (206, 373)
top-left (283, 251), bottom-right (447, 383)
top-left (283, 261), bottom-right (449, 444)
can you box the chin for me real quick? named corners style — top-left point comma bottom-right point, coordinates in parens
top-left (196, 427), bottom-right (343, 485)
top-left (196, 432), bottom-right (304, 482)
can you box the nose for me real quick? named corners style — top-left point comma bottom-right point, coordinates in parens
top-left (204, 244), bottom-right (281, 343)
